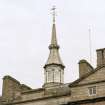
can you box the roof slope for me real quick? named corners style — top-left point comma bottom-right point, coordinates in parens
top-left (69, 65), bottom-right (105, 87)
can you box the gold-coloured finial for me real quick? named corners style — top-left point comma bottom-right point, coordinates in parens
top-left (51, 6), bottom-right (56, 24)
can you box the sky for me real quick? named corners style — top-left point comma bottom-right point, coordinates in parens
top-left (0, 0), bottom-right (105, 95)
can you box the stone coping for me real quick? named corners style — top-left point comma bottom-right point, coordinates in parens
top-left (78, 59), bottom-right (94, 70)
top-left (3, 75), bottom-right (20, 84)
top-left (4, 94), bottom-right (70, 104)
top-left (22, 88), bottom-right (44, 94)
top-left (96, 48), bottom-right (105, 51)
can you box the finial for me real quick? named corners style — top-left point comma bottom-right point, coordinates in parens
top-left (51, 6), bottom-right (56, 24)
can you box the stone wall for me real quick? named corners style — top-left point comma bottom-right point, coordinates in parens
top-left (2, 75), bottom-right (31, 102)
top-left (0, 97), bottom-right (2, 105)
top-left (5, 80), bottom-right (105, 105)
top-left (2, 75), bottom-right (21, 102)
top-left (70, 81), bottom-right (105, 101)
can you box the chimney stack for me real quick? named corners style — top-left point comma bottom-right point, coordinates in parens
top-left (2, 75), bottom-right (21, 102)
top-left (96, 48), bottom-right (105, 67)
top-left (78, 59), bottom-right (94, 78)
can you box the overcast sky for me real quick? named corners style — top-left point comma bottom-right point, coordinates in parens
top-left (0, 0), bottom-right (105, 95)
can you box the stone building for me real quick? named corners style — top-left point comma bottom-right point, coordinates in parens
top-left (0, 13), bottom-right (105, 105)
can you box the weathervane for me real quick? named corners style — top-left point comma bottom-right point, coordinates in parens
top-left (51, 6), bottom-right (56, 24)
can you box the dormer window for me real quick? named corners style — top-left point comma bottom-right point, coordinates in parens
top-left (88, 86), bottom-right (96, 96)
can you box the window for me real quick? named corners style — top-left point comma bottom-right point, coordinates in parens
top-left (88, 86), bottom-right (96, 96)
top-left (47, 70), bottom-right (53, 82)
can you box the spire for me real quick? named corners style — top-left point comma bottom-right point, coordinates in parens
top-left (50, 6), bottom-right (58, 47)
top-left (44, 6), bottom-right (65, 68)
top-left (50, 23), bottom-right (58, 49)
